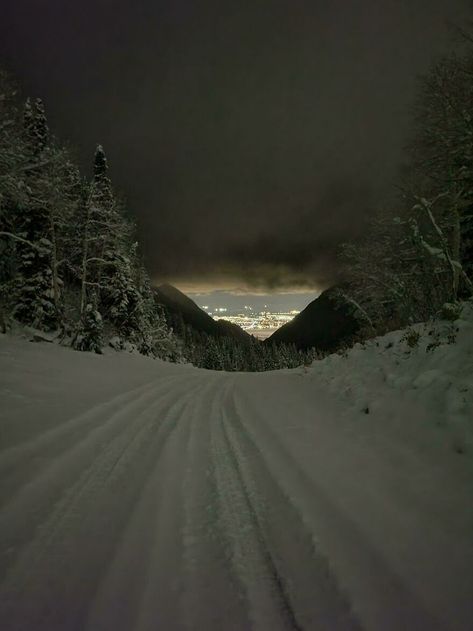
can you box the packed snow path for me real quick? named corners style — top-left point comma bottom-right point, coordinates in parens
top-left (0, 338), bottom-right (472, 630)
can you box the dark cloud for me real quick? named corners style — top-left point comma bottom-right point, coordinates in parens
top-left (0, 0), bottom-right (470, 291)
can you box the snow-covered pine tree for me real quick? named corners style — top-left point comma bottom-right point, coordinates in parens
top-left (128, 260), bottom-right (179, 358)
top-left (0, 71), bottom-right (29, 208)
top-left (232, 341), bottom-right (245, 371)
top-left (76, 143), bottom-right (145, 350)
top-left (0, 71), bottom-right (25, 330)
top-left (12, 97), bottom-right (58, 329)
top-left (73, 292), bottom-right (104, 354)
top-left (78, 144), bottom-right (116, 318)
top-left (22, 98), bottom-right (34, 148)
top-left (23, 98), bottom-right (49, 155)
top-left (220, 337), bottom-right (234, 371)
top-left (269, 342), bottom-right (282, 369)
top-left (102, 250), bottom-right (138, 340)
top-left (186, 328), bottom-right (206, 366)
top-left (250, 337), bottom-right (264, 371)
top-left (261, 343), bottom-right (275, 371)
top-left (202, 337), bottom-right (224, 370)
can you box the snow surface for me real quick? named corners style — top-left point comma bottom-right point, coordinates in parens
top-left (0, 309), bottom-right (472, 630)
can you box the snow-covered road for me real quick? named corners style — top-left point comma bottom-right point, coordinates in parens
top-left (0, 338), bottom-right (472, 630)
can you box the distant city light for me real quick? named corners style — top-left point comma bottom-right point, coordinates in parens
top-left (210, 306), bottom-right (300, 339)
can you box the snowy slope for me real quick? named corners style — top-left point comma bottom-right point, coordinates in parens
top-left (0, 313), bottom-right (472, 631)
top-left (306, 300), bottom-right (473, 456)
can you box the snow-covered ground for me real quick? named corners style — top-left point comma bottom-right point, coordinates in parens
top-left (0, 307), bottom-right (472, 630)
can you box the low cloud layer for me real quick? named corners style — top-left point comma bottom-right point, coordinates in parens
top-left (1, 0), bottom-right (470, 291)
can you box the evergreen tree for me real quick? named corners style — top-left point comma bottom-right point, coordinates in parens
top-left (203, 337), bottom-right (224, 370)
top-left (101, 248), bottom-right (139, 339)
top-left (73, 294), bottom-right (104, 354)
top-left (13, 98), bottom-right (57, 329)
top-left (22, 98), bottom-right (34, 147)
top-left (133, 265), bottom-right (179, 358)
top-left (78, 144), bottom-right (116, 317)
top-left (23, 98), bottom-right (49, 155)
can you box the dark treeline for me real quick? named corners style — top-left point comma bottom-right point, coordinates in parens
top-left (0, 71), bottom-right (179, 359)
top-left (338, 29), bottom-right (473, 336)
top-left (164, 309), bottom-right (319, 371)
top-left (0, 71), bottom-right (315, 371)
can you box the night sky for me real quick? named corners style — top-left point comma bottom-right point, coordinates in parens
top-left (0, 0), bottom-right (470, 294)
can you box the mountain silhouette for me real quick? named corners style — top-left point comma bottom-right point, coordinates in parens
top-left (266, 287), bottom-right (359, 351)
top-left (154, 284), bottom-right (252, 343)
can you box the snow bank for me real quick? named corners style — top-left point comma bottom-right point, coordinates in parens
top-left (306, 300), bottom-right (473, 457)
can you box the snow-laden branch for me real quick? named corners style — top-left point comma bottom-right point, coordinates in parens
top-left (414, 197), bottom-right (473, 295)
top-left (85, 257), bottom-right (117, 266)
top-left (0, 231), bottom-right (47, 253)
top-left (334, 290), bottom-right (375, 331)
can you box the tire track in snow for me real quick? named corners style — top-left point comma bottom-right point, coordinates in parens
top-left (0, 374), bottom-right (189, 581)
top-left (0, 375), bottom-right (178, 505)
top-left (130, 375), bottom-right (225, 631)
top-left (231, 384), bottom-right (445, 631)
top-left (223, 387), bottom-right (362, 631)
top-left (83, 376), bottom-right (209, 631)
top-left (179, 374), bottom-right (251, 631)
top-left (211, 380), bottom-right (297, 631)
top-left (0, 375), bottom-right (203, 631)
